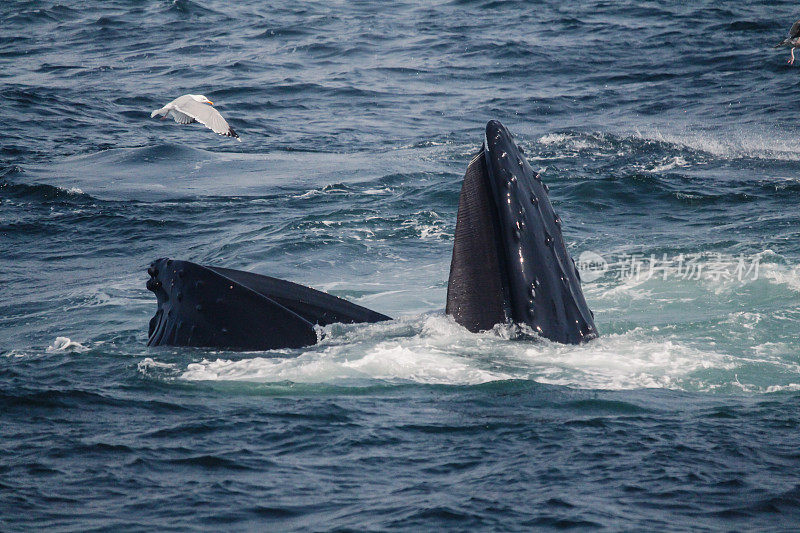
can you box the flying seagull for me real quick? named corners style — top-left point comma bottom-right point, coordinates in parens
top-left (150, 94), bottom-right (240, 141)
top-left (775, 19), bottom-right (800, 65)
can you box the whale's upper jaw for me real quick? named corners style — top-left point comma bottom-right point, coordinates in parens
top-left (446, 120), bottom-right (598, 344)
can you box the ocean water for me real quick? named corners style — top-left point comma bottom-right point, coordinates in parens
top-left (2, 0), bottom-right (800, 530)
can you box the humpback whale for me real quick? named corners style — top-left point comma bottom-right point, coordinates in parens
top-left (146, 120), bottom-right (598, 349)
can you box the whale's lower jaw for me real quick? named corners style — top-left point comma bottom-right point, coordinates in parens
top-left (145, 120), bottom-right (597, 350)
top-left (445, 151), bottom-right (509, 332)
top-left (145, 258), bottom-right (390, 350)
top-left (445, 121), bottom-right (597, 344)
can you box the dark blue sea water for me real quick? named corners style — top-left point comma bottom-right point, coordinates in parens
top-left (3, 0), bottom-right (800, 530)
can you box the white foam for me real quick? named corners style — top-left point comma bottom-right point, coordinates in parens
top-left (634, 127), bottom-right (800, 161)
top-left (539, 133), bottom-right (573, 145)
top-left (517, 331), bottom-right (736, 390)
top-left (761, 262), bottom-right (800, 292)
top-left (537, 132), bottom-right (593, 152)
top-left (538, 126), bottom-right (800, 165)
top-left (181, 316), bottom-right (510, 385)
top-left (292, 183), bottom-right (350, 199)
top-left (46, 337), bottom-right (89, 353)
top-left (171, 313), bottom-right (796, 392)
top-left (765, 383), bottom-right (800, 393)
top-left (362, 187), bottom-right (394, 195)
top-left (137, 357), bottom-right (176, 373)
top-left (647, 156), bottom-right (688, 173)
top-left (400, 210), bottom-right (449, 240)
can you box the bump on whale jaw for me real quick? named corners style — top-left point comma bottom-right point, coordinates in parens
top-left (144, 120), bottom-right (597, 350)
top-left (446, 120), bottom-right (598, 344)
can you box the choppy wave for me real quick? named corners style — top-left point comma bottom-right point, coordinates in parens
top-left (4, 0), bottom-right (800, 529)
top-left (46, 337), bottom-right (89, 353)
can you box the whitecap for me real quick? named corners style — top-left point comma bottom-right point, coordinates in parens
top-left (138, 358), bottom-right (177, 373)
top-left (172, 314), bottom-right (795, 392)
top-left (46, 337), bottom-right (89, 353)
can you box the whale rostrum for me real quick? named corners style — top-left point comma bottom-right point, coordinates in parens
top-left (446, 120), bottom-right (597, 343)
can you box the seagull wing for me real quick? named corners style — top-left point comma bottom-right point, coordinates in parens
top-left (172, 98), bottom-right (240, 141)
top-left (170, 110), bottom-right (196, 124)
top-left (790, 19), bottom-right (800, 39)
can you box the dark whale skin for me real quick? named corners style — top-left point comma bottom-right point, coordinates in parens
top-left (146, 258), bottom-right (390, 350)
top-left (446, 121), bottom-right (598, 344)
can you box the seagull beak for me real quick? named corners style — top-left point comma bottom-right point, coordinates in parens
top-left (207, 100), bottom-right (214, 105)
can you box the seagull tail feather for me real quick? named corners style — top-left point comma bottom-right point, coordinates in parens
top-left (774, 38), bottom-right (789, 49)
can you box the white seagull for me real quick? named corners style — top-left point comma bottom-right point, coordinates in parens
top-left (150, 94), bottom-right (240, 141)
